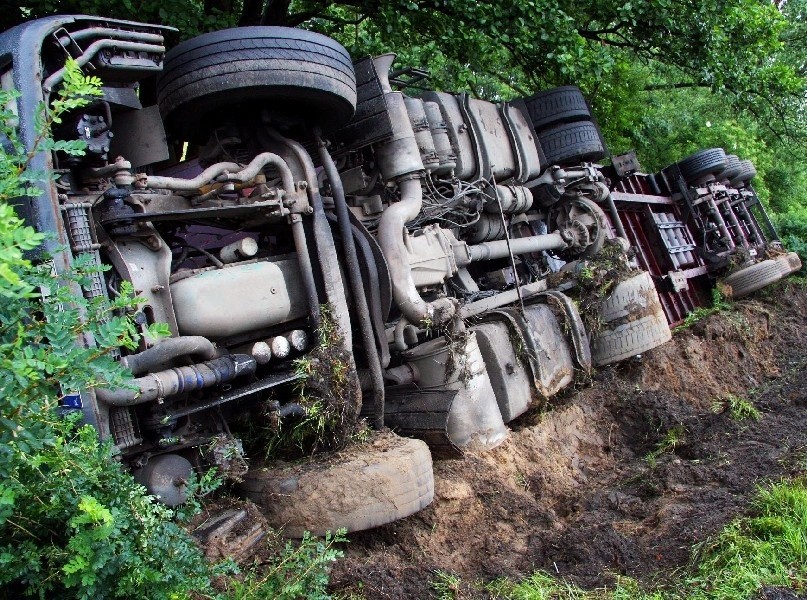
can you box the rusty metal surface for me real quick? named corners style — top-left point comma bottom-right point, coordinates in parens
top-left (611, 173), bottom-right (714, 326)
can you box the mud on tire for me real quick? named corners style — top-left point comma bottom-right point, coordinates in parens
top-left (157, 27), bottom-right (357, 143)
top-left (239, 433), bottom-right (434, 537)
top-left (722, 259), bottom-right (782, 298)
top-left (591, 312), bottom-right (673, 366)
top-left (774, 252), bottom-right (803, 277)
top-left (591, 271), bottom-right (672, 367)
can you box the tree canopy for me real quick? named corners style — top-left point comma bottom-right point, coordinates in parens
top-left (5, 0), bottom-right (807, 210)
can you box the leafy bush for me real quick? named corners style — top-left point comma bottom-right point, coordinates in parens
top-left (0, 58), bottom-right (220, 599)
top-left (774, 208), bottom-right (807, 276)
top-left (217, 530), bottom-right (346, 600)
top-left (0, 414), bottom-right (219, 599)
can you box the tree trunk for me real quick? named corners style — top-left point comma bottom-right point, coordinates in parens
top-left (261, 0), bottom-right (294, 25)
top-left (239, 0), bottom-right (264, 25)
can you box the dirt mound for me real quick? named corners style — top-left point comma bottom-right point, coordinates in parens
top-left (330, 282), bottom-right (807, 598)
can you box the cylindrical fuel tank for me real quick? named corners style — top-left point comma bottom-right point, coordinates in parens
top-left (403, 331), bottom-right (508, 450)
top-left (171, 258), bottom-right (306, 338)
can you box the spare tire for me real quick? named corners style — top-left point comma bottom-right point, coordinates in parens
top-left (538, 120), bottom-right (607, 166)
top-left (678, 148), bottom-right (727, 185)
top-left (721, 259), bottom-right (782, 298)
top-left (239, 433), bottom-right (434, 538)
top-left (523, 86), bottom-right (591, 130)
top-left (157, 27), bottom-right (357, 143)
top-left (729, 159), bottom-right (757, 187)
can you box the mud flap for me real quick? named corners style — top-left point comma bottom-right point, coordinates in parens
top-left (483, 291), bottom-right (586, 400)
top-left (536, 290), bottom-right (592, 372)
top-left (384, 385), bottom-right (463, 459)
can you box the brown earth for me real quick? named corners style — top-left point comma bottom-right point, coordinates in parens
top-left (329, 281), bottom-right (807, 598)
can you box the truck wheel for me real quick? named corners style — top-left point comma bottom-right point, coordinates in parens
top-left (538, 121), bottom-right (607, 166)
top-left (239, 433), bottom-right (434, 538)
top-left (677, 148), bottom-right (727, 185)
top-left (590, 271), bottom-right (672, 367)
top-left (716, 154), bottom-right (742, 182)
top-left (596, 271), bottom-right (658, 322)
top-left (523, 86), bottom-right (591, 130)
top-left (591, 312), bottom-right (672, 366)
top-left (729, 159), bottom-right (757, 187)
top-left (157, 27), bottom-right (357, 143)
top-left (721, 259), bottom-right (782, 298)
top-left (774, 252), bottom-right (802, 276)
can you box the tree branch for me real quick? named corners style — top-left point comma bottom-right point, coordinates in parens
top-left (643, 82), bottom-right (710, 91)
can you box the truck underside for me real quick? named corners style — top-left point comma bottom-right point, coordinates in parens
top-left (0, 15), bottom-right (799, 536)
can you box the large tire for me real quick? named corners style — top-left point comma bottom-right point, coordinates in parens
top-left (678, 148), bottom-right (727, 185)
top-left (729, 159), bottom-right (757, 188)
top-left (591, 312), bottom-right (673, 367)
top-left (597, 271), bottom-right (659, 322)
top-left (774, 252), bottom-right (803, 276)
top-left (591, 271), bottom-right (672, 367)
top-left (157, 27), bottom-right (357, 143)
top-left (716, 154), bottom-right (742, 182)
top-left (239, 433), bottom-right (434, 538)
top-left (538, 121), bottom-right (607, 166)
top-left (722, 259), bottom-right (782, 298)
top-left (523, 86), bottom-right (591, 130)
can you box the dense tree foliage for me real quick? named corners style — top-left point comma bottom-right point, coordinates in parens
top-left (5, 0), bottom-right (806, 212)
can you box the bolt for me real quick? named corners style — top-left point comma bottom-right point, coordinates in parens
top-left (298, 181), bottom-right (308, 190)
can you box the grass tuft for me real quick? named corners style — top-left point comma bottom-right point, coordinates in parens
top-left (711, 394), bottom-right (762, 422)
top-left (432, 570), bottom-right (462, 600)
top-left (674, 286), bottom-right (733, 332)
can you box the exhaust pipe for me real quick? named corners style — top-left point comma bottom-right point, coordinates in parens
top-left (372, 54), bottom-right (457, 334)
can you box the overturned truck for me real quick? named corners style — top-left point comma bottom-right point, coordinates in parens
top-left (1, 16), bottom-right (799, 536)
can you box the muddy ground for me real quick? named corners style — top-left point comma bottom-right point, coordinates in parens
top-left (329, 282), bottom-right (807, 598)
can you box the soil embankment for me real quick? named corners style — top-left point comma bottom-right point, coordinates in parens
top-left (330, 282), bottom-right (807, 598)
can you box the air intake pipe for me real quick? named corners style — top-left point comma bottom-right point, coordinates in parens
top-left (96, 354), bottom-right (256, 406)
top-left (373, 54), bottom-right (457, 331)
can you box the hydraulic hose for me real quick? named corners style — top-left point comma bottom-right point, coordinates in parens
top-left (316, 132), bottom-right (387, 429)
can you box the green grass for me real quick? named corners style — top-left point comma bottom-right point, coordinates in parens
top-left (432, 570), bottom-right (463, 600)
top-left (673, 287), bottom-right (733, 332)
top-left (711, 394), bottom-right (762, 422)
top-left (645, 426), bottom-right (685, 468)
top-left (485, 479), bottom-right (807, 599)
